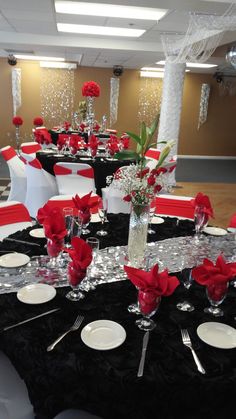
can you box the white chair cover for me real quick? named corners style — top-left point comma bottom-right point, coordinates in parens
top-left (24, 155), bottom-right (58, 218)
top-left (101, 166), bottom-right (131, 214)
top-left (0, 146), bottom-right (27, 203)
top-left (54, 162), bottom-right (96, 195)
top-left (0, 201), bottom-right (32, 240)
top-left (53, 409), bottom-right (102, 419)
top-left (0, 350), bottom-right (34, 419)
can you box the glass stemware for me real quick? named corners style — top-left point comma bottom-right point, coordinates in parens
top-left (147, 201), bottom-right (156, 235)
top-left (204, 282), bottom-right (228, 317)
top-left (46, 238), bottom-right (64, 268)
top-left (97, 199), bottom-right (108, 236)
top-left (81, 237), bottom-right (100, 291)
top-left (136, 290), bottom-right (161, 331)
top-left (194, 205), bottom-right (207, 241)
top-left (176, 268), bottom-right (195, 312)
top-left (66, 263), bottom-right (85, 301)
top-left (78, 209), bottom-right (91, 235)
top-left (63, 207), bottom-right (74, 248)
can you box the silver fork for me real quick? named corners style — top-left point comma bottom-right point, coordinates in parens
top-left (181, 329), bottom-right (206, 375)
top-left (47, 314), bottom-right (84, 352)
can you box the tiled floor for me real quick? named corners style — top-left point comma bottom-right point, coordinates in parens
top-left (0, 178), bottom-right (11, 201)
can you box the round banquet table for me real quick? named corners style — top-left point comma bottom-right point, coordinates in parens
top-left (0, 216), bottom-right (236, 419)
top-left (48, 130), bottom-right (110, 145)
top-left (36, 151), bottom-right (134, 196)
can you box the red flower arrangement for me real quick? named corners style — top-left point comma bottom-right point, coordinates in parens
top-left (82, 81), bottom-right (100, 97)
top-left (33, 117), bottom-right (44, 126)
top-left (12, 116), bottom-right (23, 126)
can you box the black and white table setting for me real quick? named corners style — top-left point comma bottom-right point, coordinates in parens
top-left (0, 215), bottom-right (236, 419)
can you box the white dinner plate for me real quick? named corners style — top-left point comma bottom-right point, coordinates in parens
top-left (53, 154), bottom-right (64, 157)
top-left (203, 226), bottom-right (227, 236)
top-left (106, 158), bottom-right (117, 161)
top-left (151, 216), bottom-right (165, 225)
top-left (81, 319), bottom-right (126, 350)
top-left (17, 283), bottom-right (56, 304)
top-left (0, 253), bottom-right (30, 268)
top-left (79, 157), bottom-right (92, 161)
top-left (227, 227), bottom-right (236, 234)
top-left (29, 228), bottom-right (45, 238)
top-left (197, 322), bottom-right (236, 349)
top-left (91, 213), bottom-right (101, 223)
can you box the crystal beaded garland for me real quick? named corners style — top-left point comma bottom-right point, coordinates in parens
top-left (138, 77), bottom-right (162, 126)
top-left (40, 68), bottom-right (75, 125)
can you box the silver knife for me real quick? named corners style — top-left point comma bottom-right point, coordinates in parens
top-left (2, 308), bottom-right (60, 331)
top-left (3, 238), bottom-right (41, 247)
top-left (137, 331), bottom-right (150, 377)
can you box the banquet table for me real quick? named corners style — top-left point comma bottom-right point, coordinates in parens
top-left (36, 151), bottom-right (134, 196)
top-left (0, 216), bottom-right (236, 419)
top-left (48, 130), bottom-right (110, 145)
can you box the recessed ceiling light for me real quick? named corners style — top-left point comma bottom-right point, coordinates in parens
top-left (14, 54), bottom-right (65, 61)
top-left (156, 60), bottom-right (217, 68)
top-left (55, 1), bottom-right (167, 21)
top-left (57, 23), bottom-right (145, 37)
top-left (40, 61), bottom-right (77, 69)
top-left (140, 71), bottom-right (164, 78)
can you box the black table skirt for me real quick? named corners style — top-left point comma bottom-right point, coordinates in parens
top-left (37, 152), bottom-right (134, 196)
top-left (1, 217), bottom-right (236, 419)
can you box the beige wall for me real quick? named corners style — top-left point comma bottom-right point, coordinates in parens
top-left (0, 58), bottom-right (236, 156)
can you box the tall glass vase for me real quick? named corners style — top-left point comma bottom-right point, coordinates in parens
top-left (86, 96), bottom-right (95, 135)
top-left (127, 203), bottom-right (149, 268)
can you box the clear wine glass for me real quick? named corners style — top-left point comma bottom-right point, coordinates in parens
top-left (63, 207), bottom-right (74, 248)
top-left (46, 238), bottom-right (64, 268)
top-left (78, 209), bottom-right (91, 235)
top-left (71, 211), bottom-right (82, 239)
top-left (97, 199), bottom-right (108, 236)
top-left (147, 200), bottom-right (156, 235)
top-left (204, 282), bottom-right (228, 317)
top-left (81, 237), bottom-right (100, 291)
top-left (136, 290), bottom-right (161, 331)
top-left (194, 205), bottom-right (207, 241)
top-left (176, 268), bottom-right (195, 312)
top-left (66, 263), bottom-right (85, 301)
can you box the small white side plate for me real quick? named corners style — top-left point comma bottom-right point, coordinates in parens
top-left (17, 283), bottom-right (56, 304)
top-left (227, 227), bottom-right (236, 234)
top-left (197, 322), bottom-right (236, 349)
top-left (203, 226), bottom-right (227, 236)
top-left (81, 320), bottom-right (126, 350)
top-left (0, 253), bottom-right (30, 268)
top-left (151, 216), bottom-right (164, 225)
top-left (29, 228), bottom-right (45, 238)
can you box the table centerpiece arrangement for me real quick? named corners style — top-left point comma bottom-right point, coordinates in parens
top-left (114, 115), bottom-right (174, 268)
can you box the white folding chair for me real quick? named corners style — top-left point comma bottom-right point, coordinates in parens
top-left (23, 155), bottom-right (58, 218)
top-left (144, 148), bottom-right (161, 170)
top-left (53, 162), bottom-right (96, 195)
top-left (0, 201), bottom-right (32, 240)
top-left (101, 166), bottom-right (131, 214)
top-left (0, 146), bottom-right (27, 203)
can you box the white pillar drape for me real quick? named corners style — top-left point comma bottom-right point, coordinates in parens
top-left (157, 60), bottom-right (186, 185)
top-left (12, 68), bottom-right (22, 116)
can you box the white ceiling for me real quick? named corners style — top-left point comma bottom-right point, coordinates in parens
top-left (0, 0), bottom-right (236, 72)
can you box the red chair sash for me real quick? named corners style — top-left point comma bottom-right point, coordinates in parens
top-left (54, 165), bottom-right (72, 175)
top-left (0, 203), bottom-right (31, 226)
top-left (29, 159), bottom-right (42, 169)
top-left (47, 196), bottom-right (99, 214)
top-left (21, 144), bottom-right (41, 154)
top-left (155, 197), bottom-right (194, 219)
top-left (145, 149), bottom-right (160, 159)
top-left (1, 147), bottom-right (16, 161)
top-left (77, 168), bottom-right (94, 178)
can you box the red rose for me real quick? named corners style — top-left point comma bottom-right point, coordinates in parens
top-left (12, 116), bottom-right (23, 126)
top-left (147, 175), bottom-right (155, 186)
top-left (123, 194), bottom-right (131, 202)
top-left (82, 81), bottom-right (100, 97)
top-left (33, 117), bottom-right (44, 126)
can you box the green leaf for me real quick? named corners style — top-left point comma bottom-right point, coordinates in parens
top-left (140, 122), bottom-right (147, 146)
top-left (155, 145), bottom-right (172, 168)
top-left (126, 131), bottom-right (142, 146)
top-left (149, 114), bottom-right (159, 137)
top-left (114, 150), bottom-right (140, 161)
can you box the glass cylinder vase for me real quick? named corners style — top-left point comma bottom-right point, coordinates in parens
top-left (127, 203), bottom-right (149, 268)
top-left (86, 96), bottom-right (95, 134)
